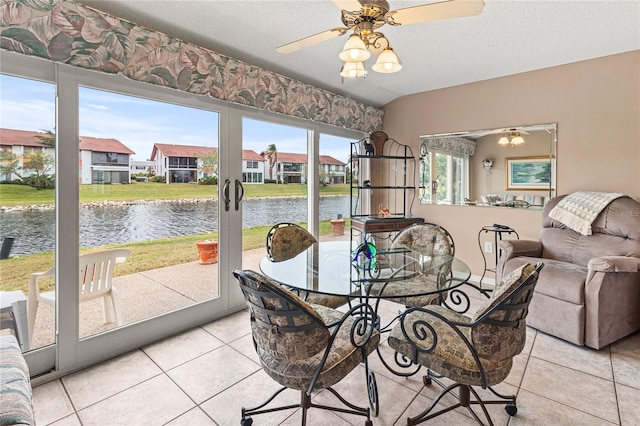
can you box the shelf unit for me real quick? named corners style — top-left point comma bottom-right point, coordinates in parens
top-left (349, 135), bottom-right (423, 262)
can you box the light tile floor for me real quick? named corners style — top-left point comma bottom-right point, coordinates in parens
top-left (32, 296), bottom-right (640, 426)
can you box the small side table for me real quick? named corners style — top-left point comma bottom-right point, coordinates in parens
top-left (478, 225), bottom-right (519, 288)
top-left (0, 290), bottom-right (29, 352)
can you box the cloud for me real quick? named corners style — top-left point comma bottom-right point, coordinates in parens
top-left (85, 103), bottom-right (109, 111)
top-left (0, 99), bottom-right (56, 132)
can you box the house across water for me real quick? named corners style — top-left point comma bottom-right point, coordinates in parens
top-left (0, 128), bottom-right (135, 184)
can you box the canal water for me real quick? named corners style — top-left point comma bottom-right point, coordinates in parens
top-left (1, 196), bottom-right (351, 256)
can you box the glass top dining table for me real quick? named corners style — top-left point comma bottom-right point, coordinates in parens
top-left (259, 240), bottom-right (472, 300)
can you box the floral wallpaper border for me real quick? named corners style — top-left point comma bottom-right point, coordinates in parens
top-left (0, 0), bottom-right (383, 133)
top-left (420, 136), bottom-right (476, 157)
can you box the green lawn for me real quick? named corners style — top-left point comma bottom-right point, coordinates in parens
top-left (0, 219), bottom-right (349, 293)
top-left (0, 182), bottom-right (349, 206)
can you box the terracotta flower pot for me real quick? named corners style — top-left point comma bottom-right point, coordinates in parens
top-left (330, 219), bottom-right (345, 236)
top-left (196, 240), bottom-right (218, 264)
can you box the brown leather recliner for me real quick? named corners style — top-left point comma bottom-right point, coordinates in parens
top-left (496, 194), bottom-right (640, 349)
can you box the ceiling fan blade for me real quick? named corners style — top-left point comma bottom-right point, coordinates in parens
top-left (387, 0), bottom-right (485, 26)
top-left (276, 27), bottom-right (347, 54)
top-left (332, 0), bottom-right (362, 11)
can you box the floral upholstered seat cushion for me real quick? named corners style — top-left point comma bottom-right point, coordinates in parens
top-left (267, 224), bottom-right (317, 262)
top-left (388, 305), bottom-right (511, 387)
top-left (302, 292), bottom-right (350, 309)
top-left (242, 271), bottom-right (380, 391)
top-left (257, 305), bottom-right (380, 391)
top-left (0, 335), bottom-right (34, 426)
top-left (368, 275), bottom-right (440, 307)
top-left (244, 270), bottom-right (329, 361)
top-left (266, 224), bottom-right (349, 308)
top-left (383, 224), bottom-right (454, 308)
top-left (388, 264), bottom-right (535, 387)
top-left (470, 263), bottom-right (536, 361)
top-left (391, 224), bottom-right (453, 258)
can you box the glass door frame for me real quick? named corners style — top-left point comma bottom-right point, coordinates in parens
top-left (2, 51), bottom-right (246, 378)
top-left (60, 66), bottom-right (246, 377)
top-left (1, 52), bottom-right (58, 375)
top-left (4, 50), bottom-right (365, 379)
top-left (234, 108), bottom-right (364, 244)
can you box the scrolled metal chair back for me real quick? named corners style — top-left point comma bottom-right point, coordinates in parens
top-left (234, 269), bottom-right (330, 361)
top-left (470, 262), bottom-right (543, 362)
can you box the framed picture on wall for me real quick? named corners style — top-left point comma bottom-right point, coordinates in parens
top-left (505, 156), bottom-right (555, 190)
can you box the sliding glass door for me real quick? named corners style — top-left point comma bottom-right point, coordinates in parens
top-left (74, 85), bottom-right (222, 341)
top-left (239, 113), bottom-right (359, 274)
top-left (0, 72), bottom-right (57, 356)
top-left (239, 117), bottom-right (309, 273)
top-left (57, 64), bottom-right (242, 374)
top-left (0, 52), bottom-right (244, 376)
top-left (1, 51), bottom-right (363, 377)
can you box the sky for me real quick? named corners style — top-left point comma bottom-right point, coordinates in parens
top-left (0, 74), bottom-right (354, 164)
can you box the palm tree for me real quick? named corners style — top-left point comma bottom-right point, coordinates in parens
top-left (264, 143), bottom-right (278, 183)
top-left (35, 129), bottom-right (55, 147)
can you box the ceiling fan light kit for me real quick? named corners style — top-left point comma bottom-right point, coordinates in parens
top-left (339, 31), bottom-right (401, 77)
top-left (499, 132), bottom-right (526, 146)
top-left (277, 0), bottom-right (485, 79)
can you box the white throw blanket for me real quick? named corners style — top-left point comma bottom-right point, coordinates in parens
top-left (549, 191), bottom-right (627, 236)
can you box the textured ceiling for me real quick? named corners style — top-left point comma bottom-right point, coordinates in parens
top-left (77, 0), bottom-right (640, 108)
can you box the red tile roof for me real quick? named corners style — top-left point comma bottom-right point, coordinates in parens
top-left (319, 155), bottom-right (345, 166)
top-left (261, 152), bottom-right (344, 166)
top-left (276, 152), bottom-right (307, 163)
top-left (150, 145), bottom-right (265, 162)
top-left (242, 149), bottom-right (264, 161)
top-left (0, 128), bottom-right (135, 154)
top-left (0, 128), bottom-right (51, 148)
top-left (151, 143), bottom-right (216, 160)
top-left (79, 136), bottom-right (135, 155)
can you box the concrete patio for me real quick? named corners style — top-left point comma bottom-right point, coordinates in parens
top-left (28, 234), bottom-right (348, 350)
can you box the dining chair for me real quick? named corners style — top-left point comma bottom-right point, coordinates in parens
top-left (27, 248), bottom-right (132, 344)
top-left (266, 222), bottom-right (318, 262)
top-left (369, 222), bottom-right (455, 307)
top-left (388, 262), bottom-right (542, 425)
top-left (265, 222), bottom-right (350, 308)
top-left (233, 269), bottom-right (379, 426)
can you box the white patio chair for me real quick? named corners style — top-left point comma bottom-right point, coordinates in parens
top-left (27, 249), bottom-right (132, 344)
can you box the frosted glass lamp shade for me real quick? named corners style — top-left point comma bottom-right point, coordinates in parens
top-left (371, 48), bottom-right (402, 73)
top-left (338, 34), bottom-right (371, 62)
top-left (511, 135), bottom-right (525, 145)
top-left (340, 61), bottom-right (367, 78)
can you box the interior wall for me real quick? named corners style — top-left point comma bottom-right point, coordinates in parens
top-left (382, 50), bottom-right (640, 277)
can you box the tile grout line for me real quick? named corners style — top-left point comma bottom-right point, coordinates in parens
top-left (609, 345), bottom-right (622, 426)
top-left (56, 349), bottom-right (167, 425)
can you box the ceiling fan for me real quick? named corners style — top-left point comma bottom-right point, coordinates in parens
top-left (276, 0), bottom-right (485, 77)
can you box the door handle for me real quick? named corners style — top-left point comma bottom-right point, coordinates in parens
top-left (222, 179), bottom-right (231, 211)
top-left (235, 179), bottom-right (244, 211)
